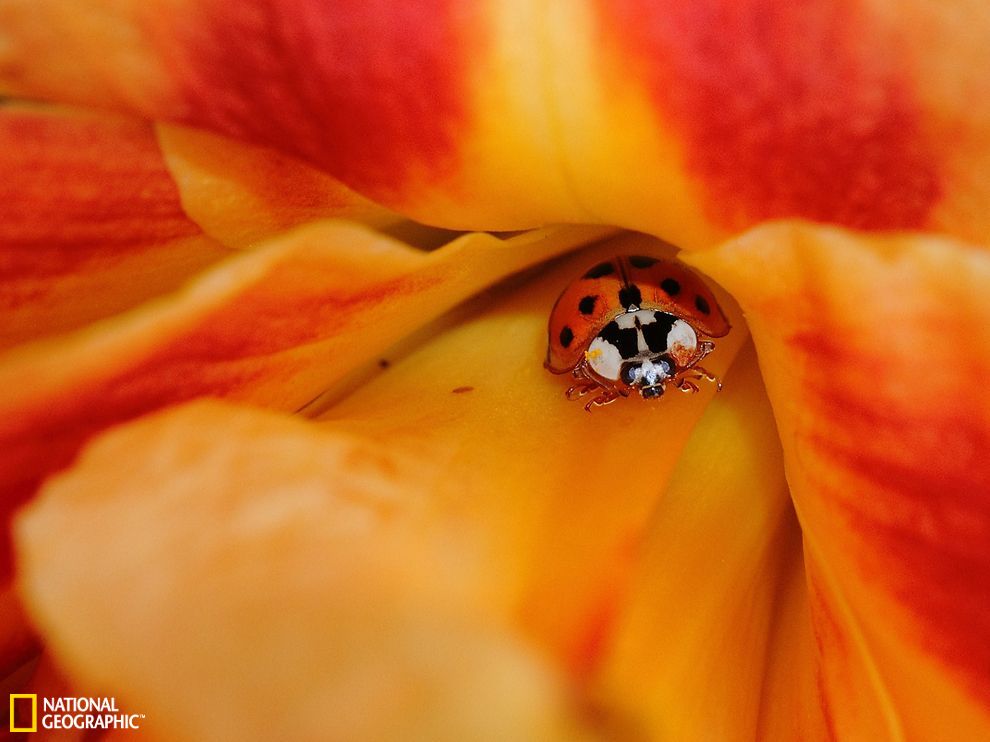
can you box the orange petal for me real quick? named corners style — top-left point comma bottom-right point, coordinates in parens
top-left (3, 4), bottom-right (990, 241)
top-left (156, 124), bottom-right (402, 248)
top-left (317, 232), bottom-right (750, 672)
top-left (0, 584), bottom-right (37, 679)
top-left (753, 536), bottom-right (831, 741)
top-left (15, 400), bottom-right (591, 741)
top-left (0, 105), bottom-right (231, 350)
top-left (0, 223), bottom-right (609, 575)
top-left (689, 222), bottom-right (990, 738)
top-left (594, 341), bottom-right (813, 740)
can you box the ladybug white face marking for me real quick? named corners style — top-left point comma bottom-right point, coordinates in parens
top-left (585, 310), bottom-right (697, 383)
top-left (545, 254), bottom-right (730, 411)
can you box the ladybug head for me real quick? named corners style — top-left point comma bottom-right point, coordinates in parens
top-left (619, 354), bottom-right (677, 399)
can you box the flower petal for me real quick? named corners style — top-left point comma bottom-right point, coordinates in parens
top-left (596, 2), bottom-right (943, 232)
top-left (688, 222), bottom-right (990, 737)
top-left (0, 105), bottom-right (231, 350)
top-left (156, 123), bottom-right (402, 248)
top-left (2, 3), bottom-right (989, 240)
top-left (754, 542), bottom-right (831, 741)
top-left (15, 400), bottom-right (592, 741)
top-left (318, 232), bottom-right (750, 671)
top-left (0, 584), bottom-right (37, 678)
top-left (594, 341), bottom-right (811, 740)
top-left (0, 223), bottom-right (609, 574)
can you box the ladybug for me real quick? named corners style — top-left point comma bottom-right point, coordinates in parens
top-left (545, 255), bottom-right (731, 411)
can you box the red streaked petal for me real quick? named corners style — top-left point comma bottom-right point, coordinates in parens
top-left (0, 224), bottom-right (611, 576)
top-left (161, 0), bottom-right (484, 206)
top-left (597, 0), bottom-right (940, 232)
top-left (0, 106), bottom-right (231, 349)
top-left (802, 550), bottom-right (902, 739)
top-left (156, 124), bottom-right (402, 249)
top-left (5, 4), bottom-right (990, 241)
top-left (689, 222), bottom-right (990, 737)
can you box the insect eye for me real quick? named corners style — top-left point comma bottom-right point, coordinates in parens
top-left (659, 355), bottom-right (677, 375)
top-left (642, 386), bottom-right (664, 399)
top-left (620, 362), bottom-right (641, 385)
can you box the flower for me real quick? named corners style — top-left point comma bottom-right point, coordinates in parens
top-left (1, 2), bottom-right (990, 740)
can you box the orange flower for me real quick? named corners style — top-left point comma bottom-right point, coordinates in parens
top-left (1, 2), bottom-right (989, 740)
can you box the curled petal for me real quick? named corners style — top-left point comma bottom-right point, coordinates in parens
top-left (156, 124), bottom-right (402, 248)
top-left (754, 542), bottom-right (831, 741)
top-left (595, 342), bottom-right (813, 740)
top-left (2, 3), bottom-right (990, 240)
top-left (319, 233), bottom-right (750, 671)
top-left (689, 222), bottom-right (990, 738)
top-left (15, 401), bottom-right (592, 741)
top-left (0, 105), bottom-right (231, 349)
top-left (0, 223), bottom-right (609, 573)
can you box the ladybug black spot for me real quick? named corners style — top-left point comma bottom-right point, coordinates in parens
top-left (598, 320), bottom-right (640, 359)
top-left (695, 295), bottom-right (711, 315)
top-left (642, 313), bottom-right (677, 353)
top-left (629, 255), bottom-right (658, 268)
top-left (584, 262), bottom-right (615, 279)
top-left (618, 284), bottom-right (642, 308)
top-left (559, 326), bottom-right (574, 348)
top-left (660, 278), bottom-right (681, 296)
top-left (578, 295), bottom-right (597, 315)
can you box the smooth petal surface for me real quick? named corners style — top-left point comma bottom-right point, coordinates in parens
top-left (0, 105), bottom-right (231, 349)
top-left (156, 124), bottom-right (401, 248)
top-left (0, 222), bottom-right (608, 573)
top-left (0, 584), bottom-right (36, 678)
top-left (15, 232), bottom-right (749, 740)
top-left (1, 2), bottom-right (989, 242)
top-left (593, 342), bottom-right (810, 741)
top-left (15, 401), bottom-right (592, 742)
top-left (689, 222), bottom-right (990, 740)
top-left (318, 233), bottom-right (749, 672)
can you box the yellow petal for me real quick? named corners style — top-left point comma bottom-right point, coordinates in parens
top-left (0, 222), bottom-right (608, 574)
top-left (689, 221), bottom-right (990, 739)
top-left (594, 341), bottom-right (807, 740)
top-left (318, 232), bottom-right (749, 670)
top-left (15, 400), bottom-right (592, 741)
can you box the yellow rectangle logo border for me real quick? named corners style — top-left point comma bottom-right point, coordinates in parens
top-left (9, 693), bottom-right (37, 733)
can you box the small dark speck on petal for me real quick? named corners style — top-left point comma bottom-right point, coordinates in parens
top-left (452, 386), bottom-right (475, 394)
top-left (378, 358), bottom-right (391, 369)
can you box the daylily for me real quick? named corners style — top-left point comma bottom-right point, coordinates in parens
top-left (0, 2), bottom-right (989, 740)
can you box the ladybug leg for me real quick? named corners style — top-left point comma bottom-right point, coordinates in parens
top-left (566, 382), bottom-right (599, 400)
top-left (673, 364), bottom-right (722, 394)
top-left (689, 365), bottom-right (723, 392)
top-left (566, 361), bottom-right (603, 401)
top-left (584, 388), bottom-right (620, 412)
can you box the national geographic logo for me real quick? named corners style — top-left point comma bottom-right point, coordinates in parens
top-left (8, 694), bottom-right (35, 733)
top-left (9, 694), bottom-right (145, 733)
